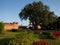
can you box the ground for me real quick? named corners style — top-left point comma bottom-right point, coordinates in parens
top-left (0, 29), bottom-right (60, 45)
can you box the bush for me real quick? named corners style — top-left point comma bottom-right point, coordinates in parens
top-left (39, 32), bottom-right (54, 39)
top-left (0, 22), bottom-right (4, 33)
top-left (0, 38), bottom-right (14, 45)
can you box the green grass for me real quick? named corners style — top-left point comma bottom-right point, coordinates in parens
top-left (0, 30), bottom-right (60, 45)
top-left (0, 30), bottom-right (39, 45)
top-left (0, 31), bottom-right (20, 39)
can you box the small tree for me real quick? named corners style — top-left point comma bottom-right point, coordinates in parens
top-left (0, 22), bottom-right (4, 33)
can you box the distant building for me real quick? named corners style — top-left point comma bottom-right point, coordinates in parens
top-left (4, 22), bottom-right (18, 30)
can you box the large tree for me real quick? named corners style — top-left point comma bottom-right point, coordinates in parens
top-left (57, 16), bottom-right (60, 28)
top-left (19, 1), bottom-right (57, 29)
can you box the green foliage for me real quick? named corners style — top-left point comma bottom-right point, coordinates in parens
top-left (0, 38), bottom-right (14, 45)
top-left (8, 31), bottom-right (38, 45)
top-left (0, 22), bottom-right (4, 33)
top-left (0, 31), bottom-right (60, 45)
top-left (57, 16), bottom-right (60, 28)
top-left (19, 1), bottom-right (57, 28)
top-left (39, 32), bottom-right (54, 39)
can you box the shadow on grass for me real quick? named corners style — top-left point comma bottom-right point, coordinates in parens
top-left (0, 38), bottom-right (14, 45)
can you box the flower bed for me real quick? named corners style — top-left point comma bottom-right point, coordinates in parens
top-left (53, 32), bottom-right (60, 38)
top-left (31, 39), bottom-right (52, 45)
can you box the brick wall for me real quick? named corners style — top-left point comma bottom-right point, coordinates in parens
top-left (4, 22), bottom-right (18, 30)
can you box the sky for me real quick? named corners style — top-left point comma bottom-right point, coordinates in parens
top-left (0, 0), bottom-right (60, 26)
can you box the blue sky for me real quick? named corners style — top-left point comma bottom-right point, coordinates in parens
top-left (0, 0), bottom-right (60, 26)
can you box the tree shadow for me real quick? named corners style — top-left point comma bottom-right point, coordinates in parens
top-left (0, 38), bottom-right (14, 45)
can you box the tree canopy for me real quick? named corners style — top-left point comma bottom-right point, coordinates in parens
top-left (57, 16), bottom-right (60, 28)
top-left (19, 1), bottom-right (57, 29)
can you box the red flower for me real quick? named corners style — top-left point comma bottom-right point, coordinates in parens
top-left (31, 40), bottom-right (52, 45)
top-left (53, 32), bottom-right (60, 38)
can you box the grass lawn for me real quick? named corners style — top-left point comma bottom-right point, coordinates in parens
top-left (0, 31), bottom-right (20, 39)
top-left (0, 30), bottom-right (38, 45)
top-left (0, 30), bottom-right (60, 45)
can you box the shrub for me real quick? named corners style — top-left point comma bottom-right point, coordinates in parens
top-left (0, 22), bottom-right (4, 33)
top-left (39, 32), bottom-right (54, 39)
